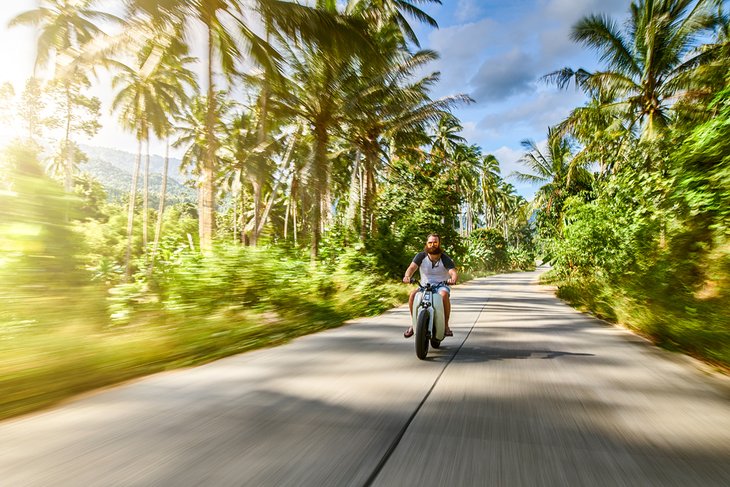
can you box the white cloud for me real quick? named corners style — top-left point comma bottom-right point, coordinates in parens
top-left (426, 17), bottom-right (502, 94)
top-left (541, 0), bottom-right (629, 21)
top-left (458, 120), bottom-right (499, 144)
top-left (428, 16), bottom-right (499, 63)
top-left (454, 0), bottom-right (485, 22)
top-left (538, 28), bottom-right (580, 63)
top-left (476, 89), bottom-right (585, 135)
top-left (492, 144), bottom-right (540, 199)
top-left (469, 48), bottom-right (535, 102)
top-left (492, 145), bottom-right (523, 172)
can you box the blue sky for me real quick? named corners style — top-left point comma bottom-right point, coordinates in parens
top-left (414, 0), bottom-right (631, 196)
top-left (1, 0), bottom-right (633, 198)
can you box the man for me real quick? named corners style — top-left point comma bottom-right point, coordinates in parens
top-left (402, 233), bottom-right (458, 338)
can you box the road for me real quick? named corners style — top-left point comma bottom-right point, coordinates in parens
top-left (1, 270), bottom-right (729, 486)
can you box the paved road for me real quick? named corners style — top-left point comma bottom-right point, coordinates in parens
top-left (1, 270), bottom-right (729, 486)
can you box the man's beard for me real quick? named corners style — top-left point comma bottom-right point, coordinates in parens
top-left (426, 246), bottom-right (441, 255)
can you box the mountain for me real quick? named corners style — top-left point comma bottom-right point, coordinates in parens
top-left (78, 145), bottom-right (196, 205)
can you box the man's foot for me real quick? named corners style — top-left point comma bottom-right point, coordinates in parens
top-left (444, 328), bottom-right (453, 337)
top-left (404, 327), bottom-right (414, 338)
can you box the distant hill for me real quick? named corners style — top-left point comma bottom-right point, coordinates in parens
top-left (78, 145), bottom-right (196, 206)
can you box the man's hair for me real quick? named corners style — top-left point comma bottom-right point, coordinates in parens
top-left (426, 233), bottom-right (441, 242)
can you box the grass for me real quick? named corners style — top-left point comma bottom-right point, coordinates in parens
top-left (0, 275), bottom-right (409, 422)
top-left (0, 246), bottom-right (521, 423)
top-left (545, 272), bottom-right (730, 373)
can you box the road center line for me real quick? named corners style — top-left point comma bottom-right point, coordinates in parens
top-left (362, 294), bottom-right (490, 487)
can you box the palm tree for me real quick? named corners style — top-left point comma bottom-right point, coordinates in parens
top-left (149, 38), bottom-right (198, 274)
top-left (343, 35), bottom-right (471, 239)
top-left (10, 0), bottom-right (120, 75)
top-left (430, 114), bottom-right (467, 163)
top-left (450, 144), bottom-right (483, 235)
top-left (495, 181), bottom-right (519, 240)
top-left (11, 1), bottom-right (120, 191)
top-left (126, 0), bottom-right (364, 251)
top-left (673, 3), bottom-right (730, 124)
top-left (346, 0), bottom-right (440, 47)
top-left (429, 115), bottom-right (470, 229)
top-left (219, 110), bottom-right (260, 245)
top-left (544, 0), bottom-right (718, 140)
top-left (479, 154), bottom-right (502, 228)
top-left (219, 108), bottom-right (289, 246)
top-left (512, 128), bottom-right (592, 234)
top-left (273, 40), bottom-right (356, 258)
top-left (554, 93), bottom-right (633, 177)
top-left (112, 40), bottom-right (197, 277)
top-left (173, 92), bottom-right (233, 229)
top-left (267, 0), bottom-right (379, 259)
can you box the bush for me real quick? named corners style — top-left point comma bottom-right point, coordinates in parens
top-left (462, 228), bottom-right (509, 273)
top-left (508, 247), bottom-right (536, 271)
top-left (0, 143), bottom-right (99, 327)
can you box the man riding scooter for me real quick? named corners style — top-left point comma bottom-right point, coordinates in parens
top-left (402, 233), bottom-right (457, 338)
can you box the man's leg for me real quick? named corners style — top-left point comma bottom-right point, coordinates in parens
top-left (439, 289), bottom-right (452, 335)
top-left (404, 289), bottom-right (418, 337)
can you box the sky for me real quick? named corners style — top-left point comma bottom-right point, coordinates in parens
top-left (0, 0), bottom-right (633, 198)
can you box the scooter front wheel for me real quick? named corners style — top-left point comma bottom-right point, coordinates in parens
top-left (415, 310), bottom-right (430, 360)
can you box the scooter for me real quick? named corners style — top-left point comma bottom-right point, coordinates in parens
top-left (411, 280), bottom-right (447, 360)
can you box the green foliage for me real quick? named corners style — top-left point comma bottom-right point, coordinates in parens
top-left (674, 86), bottom-right (730, 238)
top-left (0, 142), bottom-right (96, 326)
top-left (508, 246), bottom-right (536, 271)
top-left (541, 86), bottom-right (730, 367)
top-left (461, 228), bottom-right (509, 273)
top-left (375, 157), bottom-right (462, 264)
top-left (1, 0), bottom-right (545, 421)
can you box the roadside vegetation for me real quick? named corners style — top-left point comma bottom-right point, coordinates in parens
top-left (5, 0), bottom-right (726, 422)
top-left (0, 0), bottom-right (533, 420)
top-left (528, 0), bottom-right (730, 369)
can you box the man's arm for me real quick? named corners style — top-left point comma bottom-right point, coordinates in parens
top-left (441, 253), bottom-right (457, 285)
top-left (447, 267), bottom-right (457, 285)
top-left (403, 262), bottom-right (419, 283)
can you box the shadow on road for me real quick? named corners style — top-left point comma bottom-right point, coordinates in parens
top-left (419, 345), bottom-right (594, 364)
top-left (455, 346), bottom-right (594, 362)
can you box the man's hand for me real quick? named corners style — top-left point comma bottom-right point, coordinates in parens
top-left (403, 276), bottom-right (411, 283)
top-left (447, 271), bottom-right (457, 285)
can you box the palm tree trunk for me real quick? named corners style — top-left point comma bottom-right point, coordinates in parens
top-left (254, 129), bottom-right (298, 241)
top-left (250, 178), bottom-right (261, 246)
top-left (143, 132), bottom-right (150, 253)
top-left (285, 172), bottom-right (298, 244)
top-left (200, 26), bottom-right (217, 252)
top-left (149, 137), bottom-right (169, 276)
top-left (125, 138), bottom-right (142, 280)
top-left (292, 195), bottom-right (298, 246)
top-left (311, 124), bottom-right (328, 261)
top-left (64, 82), bottom-right (73, 193)
top-left (233, 192), bottom-right (238, 244)
top-left (251, 27), bottom-right (272, 246)
top-left (284, 200), bottom-right (289, 240)
top-left (346, 151), bottom-right (361, 233)
top-left (361, 146), bottom-right (377, 240)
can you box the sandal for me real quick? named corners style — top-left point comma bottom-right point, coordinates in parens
top-left (444, 329), bottom-right (453, 337)
top-left (403, 328), bottom-right (414, 338)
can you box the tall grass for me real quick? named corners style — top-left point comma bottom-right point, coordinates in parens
top-left (0, 245), bottom-right (409, 421)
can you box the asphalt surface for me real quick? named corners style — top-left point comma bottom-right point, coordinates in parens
top-left (1, 270), bottom-right (729, 486)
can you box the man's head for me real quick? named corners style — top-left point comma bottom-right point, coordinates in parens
top-left (424, 233), bottom-right (442, 255)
